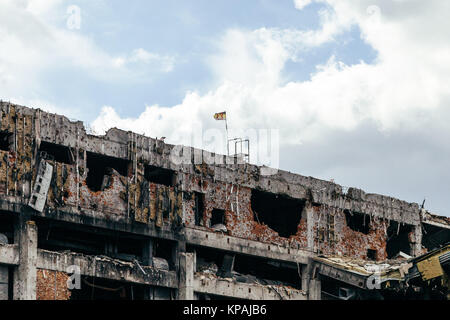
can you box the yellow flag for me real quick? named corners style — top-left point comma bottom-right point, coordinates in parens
top-left (214, 111), bottom-right (226, 120)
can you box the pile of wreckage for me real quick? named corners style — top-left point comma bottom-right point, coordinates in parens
top-left (313, 243), bottom-right (449, 300)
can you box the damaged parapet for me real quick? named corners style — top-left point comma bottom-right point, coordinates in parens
top-left (0, 101), bottom-right (448, 300)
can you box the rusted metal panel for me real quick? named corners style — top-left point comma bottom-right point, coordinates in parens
top-left (417, 254), bottom-right (445, 280)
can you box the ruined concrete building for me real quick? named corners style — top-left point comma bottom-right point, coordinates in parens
top-left (0, 102), bottom-right (448, 300)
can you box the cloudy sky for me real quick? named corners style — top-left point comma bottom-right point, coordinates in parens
top-left (1, 0), bottom-right (449, 216)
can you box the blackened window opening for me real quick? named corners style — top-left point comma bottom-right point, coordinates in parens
top-left (233, 255), bottom-right (302, 289)
top-left (37, 224), bottom-right (107, 255)
top-left (0, 131), bottom-right (13, 151)
top-left (344, 210), bottom-right (370, 234)
top-left (251, 189), bottom-right (305, 238)
top-left (386, 222), bottom-right (412, 258)
top-left (39, 141), bottom-right (74, 164)
top-left (194, 192), bottom-right (205, 226)
top-left (192, 246), bottom-right (225, 274)
top-left (153, 239), bottom-right (175, 270)
top-left (144, 165), bottom-right (176, 187)
top-left (367, 249), bottom-right (377, 261)
top-left (69, 277), bottom-right (147, 300)
top-left (211, 208), bottom-right (225, 226)
top-left (422, 223), bottom-right (450, 251)
top-left (86, 152), bottom-right (129, 191)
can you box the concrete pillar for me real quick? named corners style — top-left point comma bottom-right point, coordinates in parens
top-left (13, 220), bottom-right (38, 300)
top-left (300, 264), bottom-right (309, 292)
top-left (304, 260), bottom-right (322, 300)
top-left (142, 238), bottom-right (154, 300)
top-left (411, 225), bottom-right (423, 257)
top-left (0, 233), bottom-right (9, 300)
top-left (308, 278), bottom-right (321, 300)
top-left (142, 238), bottom-right (154, 266)
top-left (306, 206), bottom-right (315, 251)
top-left (178, 252), bottom-right (194, 300)
top-left (218, 254), bottom-right (235, 278)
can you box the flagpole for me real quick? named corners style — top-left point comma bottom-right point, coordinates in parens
top-left (225, 113), bottom-right (229, 156)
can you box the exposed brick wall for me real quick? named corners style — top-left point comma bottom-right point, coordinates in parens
top-left (36, 269), bottom-right (71, 300)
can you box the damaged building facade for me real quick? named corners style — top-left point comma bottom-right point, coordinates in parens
top-left (0, 102), bottom-right (448, 300)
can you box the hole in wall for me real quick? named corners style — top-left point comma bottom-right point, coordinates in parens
top-left (153, 239), bottom-right (175, 270)
top-left (386, 221), bottom-right (413, 258)
top-left (367, 249), bottom-right (377, 261)
top-left (144, 165), bottom-right (176, 187)
top-left (69, 276), bottom-right (149, 300)
top-left (251, 189), bottom-right (305, 238)
top-left (194, 192), bottom-right (205, 226)
top-left (344, 210), bottom-right (370, 234)
top-left (233, 255), bottom-right (302, 289)
top-left (86, 152), bottom-right (130, 192)
top-left (0, 131), bottom-right (13, 151)
top-left (211, 208), bottom-right (225, 226)
top-left (39, 141), bottom-right (74, 164)
top-left (421, 223), bottom-right (450, 251)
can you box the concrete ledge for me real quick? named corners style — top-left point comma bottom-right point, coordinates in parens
top-left (423, 220), bottom-right (450, 230)
top-left (194, 274), bottom-right (307, 300)
top-left (312, 259), bottom-right (368, 289)
top-left (0, 244), bottom-right (19, 265)
top-left (185, 228), bottom-right (314, 264)
top-left (36, 249), bottom-right (178, 288)
top-left (0, 198), bottom-right (181, 241)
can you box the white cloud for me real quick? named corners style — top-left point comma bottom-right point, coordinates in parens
top-left (294, 0), bottom-right (312, 10)
top-left (0, 0), bottom-right (175, 103)
top-left (126, 48), bottom-right (176, 72)
top-left (93, 1), bottom-right (450, 148)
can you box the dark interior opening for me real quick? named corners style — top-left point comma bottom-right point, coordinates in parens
top-left (211, 208), bottom-right (225, 226)
top-left (39, 141), bottom-right (74, 164)
top-left (191, 246), bottom-right (224, 273)
top-left (153, 239), bottom-right (175, 270)
top-left (69, 276), bottom-right (147, 300)
top-left (251, 189), bottom-right (305, 238)
top-left (194, 192), bottom-right (205, 226)
top-left (8, 267), bottom-right (13, 300)
top-left (197, 293), bottom-right (239, 300)
top-left (190, 245), bottom-right (302, 289)
top-left (0, 212), bottom-right (14, 243)
top-left (367, 249), bottom-right (377, 261)
top-left (233, 255), bottom-right (302, 289)
top-left (86, 152), bottom-right (130, 191)
top-left (36, 219), bottom-right (145, 262)
top-left (320, 276), bottom-right (384, 300)
top-left (344, 210), bottom-right (370, 234)
top-left (422, 224), bottom-right (450, 251)
top-left (0, 131), bottom-right (13, 151)
top-left (386, 221), bottom-right (413, 258)
top-left (144, 165), bottom-right (176, 187)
